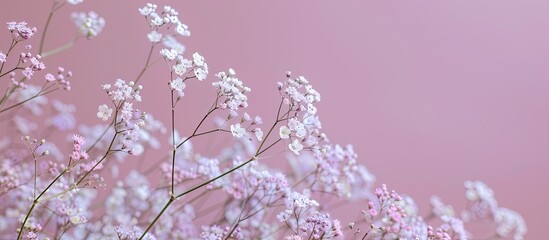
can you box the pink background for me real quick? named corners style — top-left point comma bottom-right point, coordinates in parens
top-left (2, 1), bottom-right (548, 238)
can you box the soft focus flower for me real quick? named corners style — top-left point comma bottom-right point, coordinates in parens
top-left (147, 30), bottom-right (162, 42)
top-left (176, 23), bottom-right (190, 36)
top-left (253, 128), bottom-right (263, 141)
top-left (97, 104), bottom-right (113, 121)
top-left (192, 52), bottom-right (205, 66)
top-left (230, 124), bottom-right (246, 138)
top-left (6, 21), bottom-right (37, 39)
top-left (160, 48), bottom-right (178, 60)
top-left (138, 3), bottom-right (157, 16)
top-left (288, 139), bottom-right (303, 155)
top-left (67, 0), bottom-right (83, 4)
top-left (71, 11), bottom-right (106, 39)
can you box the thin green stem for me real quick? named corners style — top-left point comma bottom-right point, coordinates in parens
top-left (0, 39), bottom-right (17, 74)
top-left (41, 37), bottom-right (78, 58)
top-left (170, 90), bottom-right (176, 195)
top-left (138, 197), bottom-right (174, 240)
top-left (134, 44), bottom-right (155, 85)
top-left (39, 2), bottom-right (55, 55)
top-left (139, 96), bottom-right (287, 239)
top-left (0, 87), bottom-right (58, 114)
top-left (17, 168), bottom-right (68, 240)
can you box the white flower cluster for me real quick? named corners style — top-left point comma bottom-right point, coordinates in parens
top-left (276, 73), bottom-right (324, 155)
top-left (102, 79), bottom-right (143, 102)
top-left (228, 113), bottom-right (263, 142)
top-left (277, 190), bottom-right (320, 222)
top-left (97, 79), bottom-right (148, 156)
top-left (115, 225), bottom-right (157, 240)
top-left (97, 79), bottom-right (142, 122)
top-left (166, 53), bottom-right (208, 98)
top-left (494, 208), bottom-right (527, 240)
top-left (139, 4), bottom-right (189, 36)
top-left (213, 69), bottom-right (250, 111)
top-left (139, 3), bottom-right (190, 55)
top-left (71, 11), bottom-right (105, 39)
top-left (430, 195), bottom-right (455, 218)
top-left (460, 181), bottom-right (527, 240)
top-left (96, 104), bottom-right (112, 121)
top-left (462, 180), bottom-right (498, 220)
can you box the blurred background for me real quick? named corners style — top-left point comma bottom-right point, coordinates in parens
top-left (2, 0), bottom-right (548, 238)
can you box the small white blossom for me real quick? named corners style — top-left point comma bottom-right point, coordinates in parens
top-left (167, 14), bottom-right (179, 24)
top-left (0, 52), bottom-right (5, 63)
top-left (170, 77), bottom-right (186, 92)
top-left (307, 103), bottom-right (317, 114)
top-left (173, 62), bottom-right (189, 76)
top-left (97, 104), bottom-right (113, 121)
top-left (147, 30), bottom-right (162, 42)
top-left (160, 48), bottom-right (178, 60)
top-left (254, 128), bottom-right (263, 141)
top-left (194, 68), bottom-right (207, 81)
top-left (176, 23), bottom-right (191, 36)
top-left (67, 0), bottom-right (83, 5)
top-left (192, 52), bottom-right (205, 66)
top-left (289, 139), bottom-right (303, 155)
top-left (138, 3), bottom-right (157, 16)
top-left (277, 209), bottom-right (292, 222)
top-left (151, 16), bottom-right (164, 26)
top-left (230, 124), bottom-right (246, 138)
top-left (279, 126), bottom-right (291, 139)
top-left (163, 35), bottom-right (185, 54)
top-left (71, 11), bottom-right (105, 39)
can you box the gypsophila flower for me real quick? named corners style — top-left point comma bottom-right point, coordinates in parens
top-left (230, 124), bottom-right (246, 138)
top-left (97, 104), bottom-right (113, 121)
top-left (253, 128), bottom-right (263, 141)
top-left (494, 208), bottom-right (527, 240)
top-left (139, 3), bottom-right (157, 16)
top-left (462, 180), bottom-right (498, 221)
top-left (105, 78), bottom-right (142, 102)
top-left (70, 134), bottom-right (89, 161)
top-left (430, 196), bottom-right (455, 218)
top-left (67, 0), bottom-right (83, 4)
top-left (289, 139), bottom-right (304, 155)
top-left (71, 11), bottom-right (106, 39)
top-left (0, 4), bottom-right (527, 240)
top-left (170, 77), bottom-right (186, 92)
top-left (160, 48), bottom-right (178, 60)
top-left (213, 69), bottom-right (250, 110)
top-left (163, 35), bottom-right (185, 54)
top-left (147, 30), bottom-right (162, 42)
top-left (192, 52), bottom-right (205, 66)
top-left (173, 60), bottom-right (191, 75)
top-left (279, 126), bottom-right (291, 139)
top-left (176, 23), bottom-right (190, 36)
top-left (194, 67), bottom-right (207, 81)
top-left (6, 21), bottom-right (37, 39)
top-left (115, 225), bottom-right (157, 240)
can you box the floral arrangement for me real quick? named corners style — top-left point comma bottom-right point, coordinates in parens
top-left (0, 1), bottom-right (527, 240)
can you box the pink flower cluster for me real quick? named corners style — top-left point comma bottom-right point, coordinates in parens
top-left (7, 21), bottom-right (36, 40)
top-left (70, 134), bottom-right (89, 161)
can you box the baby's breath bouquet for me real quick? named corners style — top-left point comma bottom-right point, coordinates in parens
top-left (0, 2), bottom-right (526, 240)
